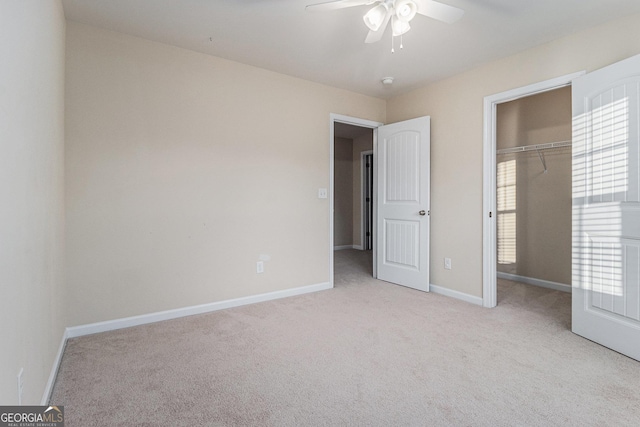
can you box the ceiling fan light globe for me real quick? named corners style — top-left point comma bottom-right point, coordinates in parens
top-left (363, 3), bottom-right (389, 31)
top-left (391, 17), bottom-right (410, 36)
top-left (395, 0), bottom-right (417, 23)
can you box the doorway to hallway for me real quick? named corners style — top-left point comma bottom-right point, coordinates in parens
top-left (333, 122), bottom-right (374, 281)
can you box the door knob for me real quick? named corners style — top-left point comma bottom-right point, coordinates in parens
top-left (419, 210), bottom-right (426, 216)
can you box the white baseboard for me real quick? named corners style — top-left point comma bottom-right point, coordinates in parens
top-left (66, 281), bottom-right (332, 339)
top-left (334, 245), bottom-right (365, 251)
top-left (43, 282), bottom-right (330, 403)
top-left (41, 329), bottom-right (68, 405)
top-left (497, 272), bottom-right (571, 293)
top-left (430, 284), bottom-right (484, 306)
top-left (43, 281), bottom-right (331, 404)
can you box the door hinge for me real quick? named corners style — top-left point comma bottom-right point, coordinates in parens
top-left (489, 211), bottom-right (493, 218)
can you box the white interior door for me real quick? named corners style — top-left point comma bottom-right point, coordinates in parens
top-left (376, 116), bottom-right (430, 291)
top-left (572, 54), bottom-right (640, 361)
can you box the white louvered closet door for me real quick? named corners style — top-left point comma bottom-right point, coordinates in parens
top-left (376, 116), bottom-right (430, 291)
top-left (572, 54), bottom-right (640, 361)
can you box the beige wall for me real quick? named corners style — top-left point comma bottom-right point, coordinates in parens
top-left (352, 132), bottom-right (373, 248)
top-left (65, 22), bottom-right (386, 327)
top-left (497, 87), bottom-right (572, 285)
top-left (0, 1), bottom-right (66, 404)
top-left (334, 137), bottom-right (354, 247)
top-left (386, 13), bottom-right (640, 297)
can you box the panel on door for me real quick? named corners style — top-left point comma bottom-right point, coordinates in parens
top-left (572, 54), bottom-right (640, 361)
top-left (376, 117), bottom-right (430, 291)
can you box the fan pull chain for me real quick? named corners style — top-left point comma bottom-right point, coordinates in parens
top-left (390, 33), bottom-right (404, 53)
top-left (391, 30), bottom-right (394, 53)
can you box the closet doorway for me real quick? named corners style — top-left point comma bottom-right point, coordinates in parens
top-left (482, 72), bottom-right (584, 308)
top-left (495, 86), bottom-right (573, 300)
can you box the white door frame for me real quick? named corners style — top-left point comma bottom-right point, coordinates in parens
top-left (330, 114), bottom-right (383, 287)
top-left (360, 150), bottom-right (374, 250)
top-left (482, 72), bottom-right (585, 307)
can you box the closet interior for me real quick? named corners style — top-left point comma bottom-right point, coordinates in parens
top-left (496, 86), bottom-right (572, 294)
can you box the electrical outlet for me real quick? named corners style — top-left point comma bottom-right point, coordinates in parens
top-left (257, 261), bottom-right (264, 274)
top-left (318, 188), bottom-right (328, 199)
top-left (17, 368), bottom-right (23, 405)
top-left (444, 258), bottom-right (452, 270)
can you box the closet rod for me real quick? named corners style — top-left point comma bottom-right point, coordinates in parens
top-left (496, 140), bottom-right (571, 155)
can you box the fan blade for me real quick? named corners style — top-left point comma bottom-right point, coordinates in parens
top-left (416, 0), bottom-right (464, 24)
top-left (364, 9), bottom-right (392, 43)
top-left (306, 0), bottom-right (373, 12)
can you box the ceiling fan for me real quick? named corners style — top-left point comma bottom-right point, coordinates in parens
top-left (306, 0), bottom-right (464, 44)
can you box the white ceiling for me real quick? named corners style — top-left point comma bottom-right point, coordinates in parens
top-left (62, 0), bottom-right (640, 99)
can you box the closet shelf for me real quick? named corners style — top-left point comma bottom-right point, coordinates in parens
top-left (497, 140), bottom-right (571, 173)
top-left (496, 140), bottom-right (572, 155)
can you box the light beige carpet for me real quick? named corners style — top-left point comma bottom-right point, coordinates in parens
top-left (50, 250), bottom-right (640, 426)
